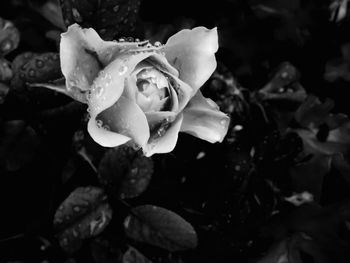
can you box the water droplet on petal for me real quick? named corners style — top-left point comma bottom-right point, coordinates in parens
top-left (96, 119), bottom-right (103, 128)
top-left (220, 118), bottom-right (227, 126)
top-left (102, 124), bottom-right (110, 131)
top-left (118, 65), bottom-right (128, 75)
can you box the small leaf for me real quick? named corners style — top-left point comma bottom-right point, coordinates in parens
top-left (54, 186), bottom-right (112, 253)
top-left (122, 246), bottom-right (153, 263)
top-left (258, 62), bottom-right (306, 106)
top-left (0, 120), bottom-right (40, 171)
top-left (0, 17), bottom-right (20, 56)
top-left (11, 52), bottom-right (61, 90)
top-left (124, 205), bottom-right (198, 252)
top-left (98, 145), bottom-right (154, 199)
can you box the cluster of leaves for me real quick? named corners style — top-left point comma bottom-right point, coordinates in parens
top-left (2, 0), bottom-right (350, 263)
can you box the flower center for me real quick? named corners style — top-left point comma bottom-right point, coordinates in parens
top-left (135, 68), bottom-right (170, 112)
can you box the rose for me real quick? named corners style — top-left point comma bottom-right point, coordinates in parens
top-left (60, 24), bottom-right (229, 156)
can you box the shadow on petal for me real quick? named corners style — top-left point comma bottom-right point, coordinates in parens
top-left (181, 91), bottom-right (230, 143)
top-left (143, 114), bottom-right (184, 157)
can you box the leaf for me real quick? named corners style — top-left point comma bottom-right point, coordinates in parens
top-left (124, 205), bottom-right (198, 252)
top-left (11, 52), bottom-right (62, 90)
top-left (59, 0), bottom-right (141, 40)
top-left (54, 186), bottom-right (113, 253)
top-left (258, 62), bottom-right (306, 107)
top-left (0, 17), bottom-right (20, 56)
top-left (98, 145), bottom-right (154, 199)
top-left (0, 120), bottom-right (40, 171)
top-left (122, 246), bottom-right (153, 263)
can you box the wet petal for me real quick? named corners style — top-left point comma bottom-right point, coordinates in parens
top-left (145, 111), bottom-right (177, 132)
top-left (181, 91), bottom-right (229, 143)
top-left (60, 24), bottom-right (149, 92)
top-left (164, 27), bottom-right (218, 93)
top-left (88, 51), bottom-right (156, 117)
top-left (96, 96), bottom-right (150, 148)
top-left (143, 114), bottom-right (184, 157)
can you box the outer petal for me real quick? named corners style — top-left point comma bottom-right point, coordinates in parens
top-left (94, 96), bottom-right (150, 148)
top-left (164, 27), bottom-right (218, 93)
top-left (60, 24), bottom-right (149, 92)
top-left (181, 91), bottom-right (230, 143)
top-left (60, 24), bottom-right (101, 91)
top-left (143, 114), bottom-right (184, 157)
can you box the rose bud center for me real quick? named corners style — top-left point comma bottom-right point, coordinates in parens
top-left (135, 68), bottom-right (170, 112)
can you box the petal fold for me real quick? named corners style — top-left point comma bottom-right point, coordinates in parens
top-left (181, 91), bottom-right (230, 143)
top-left (96, 96), bottom-right (150, 148)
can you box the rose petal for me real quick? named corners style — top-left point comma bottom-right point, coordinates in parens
top-left (147, 53), bottom-right (179, 77)
top-left (88, 51), bottom-right (157, 116)
top-left (60, 25), bottom-right (101, 91)
top-left (87, 118), bottom-right (131, 147)
top-left (96, 96), bottom-right (150, 148)
top-left (143, 114), bottom-right (184, 157)
top-left (181, 91), bottom-right (230, 143)
top-left (165, 73), bottom-right (193, 113)
top-left (164, 27), bottom-right (218, 93)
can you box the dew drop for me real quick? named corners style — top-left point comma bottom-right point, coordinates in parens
top-left (36, 60), bottom-right (44, 68)
top-left (118, 65), bottom-right (128, 75)
top-left (96, 119), bottom-right (103, 128)
top-left (28, 69), bottom-right (36, 77)
top-left (220, 118), bottom-right (227, 126)
top-left (281, 71), bottom-right (288, 78)
top-left (113, 5), bottom-right (119, 12)
top-left (154, 41), bottom-right (161, 47)
top-left (102, 124), bottom-right (110, 131)
top-left (72, 230), bottom-right (78, 237)
top-left (72, 8), bottom-right (83, 22)
top-left (61, 238), bottom-right (68, 246)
